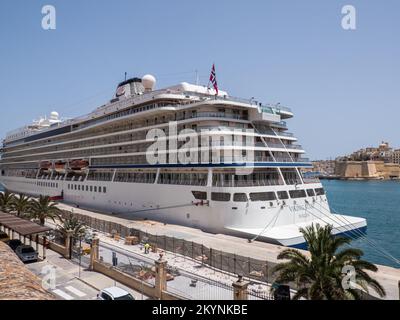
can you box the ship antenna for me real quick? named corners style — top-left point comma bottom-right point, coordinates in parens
top-left (195, 69), bottom-right (199, 85)
top-left (124, 72), bottom-right (127, 81)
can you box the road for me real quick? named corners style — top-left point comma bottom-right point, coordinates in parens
top-left (26, 248), bottom-right (149, 300)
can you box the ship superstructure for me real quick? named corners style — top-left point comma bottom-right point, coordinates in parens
top-left (0, 74), bottom-right (366, 247)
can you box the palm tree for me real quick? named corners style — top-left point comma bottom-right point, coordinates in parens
top-left (272, 224), bottom-right (386, 300)
top-left (0, 191), bottom-right (16, 213)
top-left (11, 194), bottom-right (31, 217)
top-left (57, 212), bottom-right (86, 241)
top-left (29, 195), bottom-right (62, 225)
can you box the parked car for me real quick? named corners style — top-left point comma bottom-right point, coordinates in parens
top-left (97, 287), bottom-right (135, 300)
top-left (15, 245), bottom-right (38, 263)
top-left (7, 239), bottom-right (23, 251)
top-left (0, 231), bottom-right (10, 243)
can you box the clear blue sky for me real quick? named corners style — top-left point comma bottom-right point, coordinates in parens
top-left (0, 0), bottom-right (399, 160)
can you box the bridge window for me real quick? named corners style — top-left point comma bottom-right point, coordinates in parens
top-left (306, 189), bottom-right (315, 197)
top-left (289, 189), bottom-right (307, 198)
top-left (315, 188), bottom-right (325, 196)
top-left (277, 191), bottom-right (289, 200)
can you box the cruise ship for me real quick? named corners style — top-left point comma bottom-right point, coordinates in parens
top-left (0, 74), bottom-right (367, 248)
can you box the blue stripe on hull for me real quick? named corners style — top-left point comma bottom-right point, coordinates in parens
top-left (90, 162), bottom-right (313, 169)
top-left (288, 225), bottom-right (368, 250)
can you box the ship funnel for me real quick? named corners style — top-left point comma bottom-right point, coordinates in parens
top-left (115, 77), bottom-right (144, 98)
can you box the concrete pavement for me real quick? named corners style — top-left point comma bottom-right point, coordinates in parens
top-left (57, 202), bottom-right (400, 300)
top-left (26, 249), bottom-right (149, 300)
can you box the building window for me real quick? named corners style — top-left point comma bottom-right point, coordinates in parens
top-left (103, 187), bottom-right (107, 193)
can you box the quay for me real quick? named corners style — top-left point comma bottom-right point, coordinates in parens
top-left (57, 203), bottom-right (400, 300)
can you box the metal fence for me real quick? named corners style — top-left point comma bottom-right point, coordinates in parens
top-left (70, 236), bottom-right (91, 269)
top-left (166, 267), bottom-right (235, 300)
top-left (141, 233), bottom-right (273, 283)
top-left (45, 229), bottom-right (66, 246)
top-left (60, 210), bottom-right (276, 284)
top-left (97, 242), bottom-right (239, 300)
top-left (98, 245), bottom-right (156, 286)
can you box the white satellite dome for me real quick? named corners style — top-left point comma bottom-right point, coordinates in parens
top-left (50, 111), bottom-right (59, 120)
top-left (142, 74), bottom-right (156, 91)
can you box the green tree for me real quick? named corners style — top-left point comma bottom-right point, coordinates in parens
top-left (272, 224), bottom-right (386, 300)
top-left (11, 194), bottom-right (31, 217)
top-left (29, 195), bottom-right (62, 225)
top-left (0, 191), bottom-right (16, 213)
top-left (57, 212), bottom-right (86, 240)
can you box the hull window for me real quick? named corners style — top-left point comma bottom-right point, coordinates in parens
top-left (233, 193), bottom-right (248, 202)
top-left (191, 191), bottom-right (207, 200)
top-left (211, 192), bottom-right (230, 202)
top-left (249, 192), bottom-right (276, 201)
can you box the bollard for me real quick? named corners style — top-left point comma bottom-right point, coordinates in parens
top-left (232, 275), bottom-right (250, 300)
top-left (155, 252), bottom-right (167, 299)
top-left (43, 236), bottom-right (47, 260)
top-left (89, 237), bottom-right (99, 270)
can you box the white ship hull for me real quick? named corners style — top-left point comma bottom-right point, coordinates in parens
top-left (0, 78), bottom-right (368, 249)
top-left (0, 176), bottom-right (366, 248)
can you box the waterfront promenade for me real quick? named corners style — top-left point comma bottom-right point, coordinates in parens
top-left (57, 203), bottom-right (400, 300)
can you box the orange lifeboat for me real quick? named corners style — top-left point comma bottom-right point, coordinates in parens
top-left (69, 159), bottom-right (89, 171)
top-left (54, 161), bottom-right (67, 173)
top-left (40, 161), bottom-right (52, 170)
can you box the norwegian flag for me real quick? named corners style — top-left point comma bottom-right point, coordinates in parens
top-left (208, 63), bottom-right (218, 95)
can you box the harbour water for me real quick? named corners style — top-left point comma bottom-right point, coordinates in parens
top-left (322, 180), bottom-right (400, 268)
top-left (1, 181), bottom-right (399, 268)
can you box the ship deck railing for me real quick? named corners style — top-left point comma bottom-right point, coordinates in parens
top-left (303, 178), bottom-right (321, 184)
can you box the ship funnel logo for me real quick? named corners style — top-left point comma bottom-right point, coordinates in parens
top-left (116, 85), bottom-right (126, 97)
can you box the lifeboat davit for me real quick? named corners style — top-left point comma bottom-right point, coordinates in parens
top-left (69, 159), bottom-right (89, 171)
